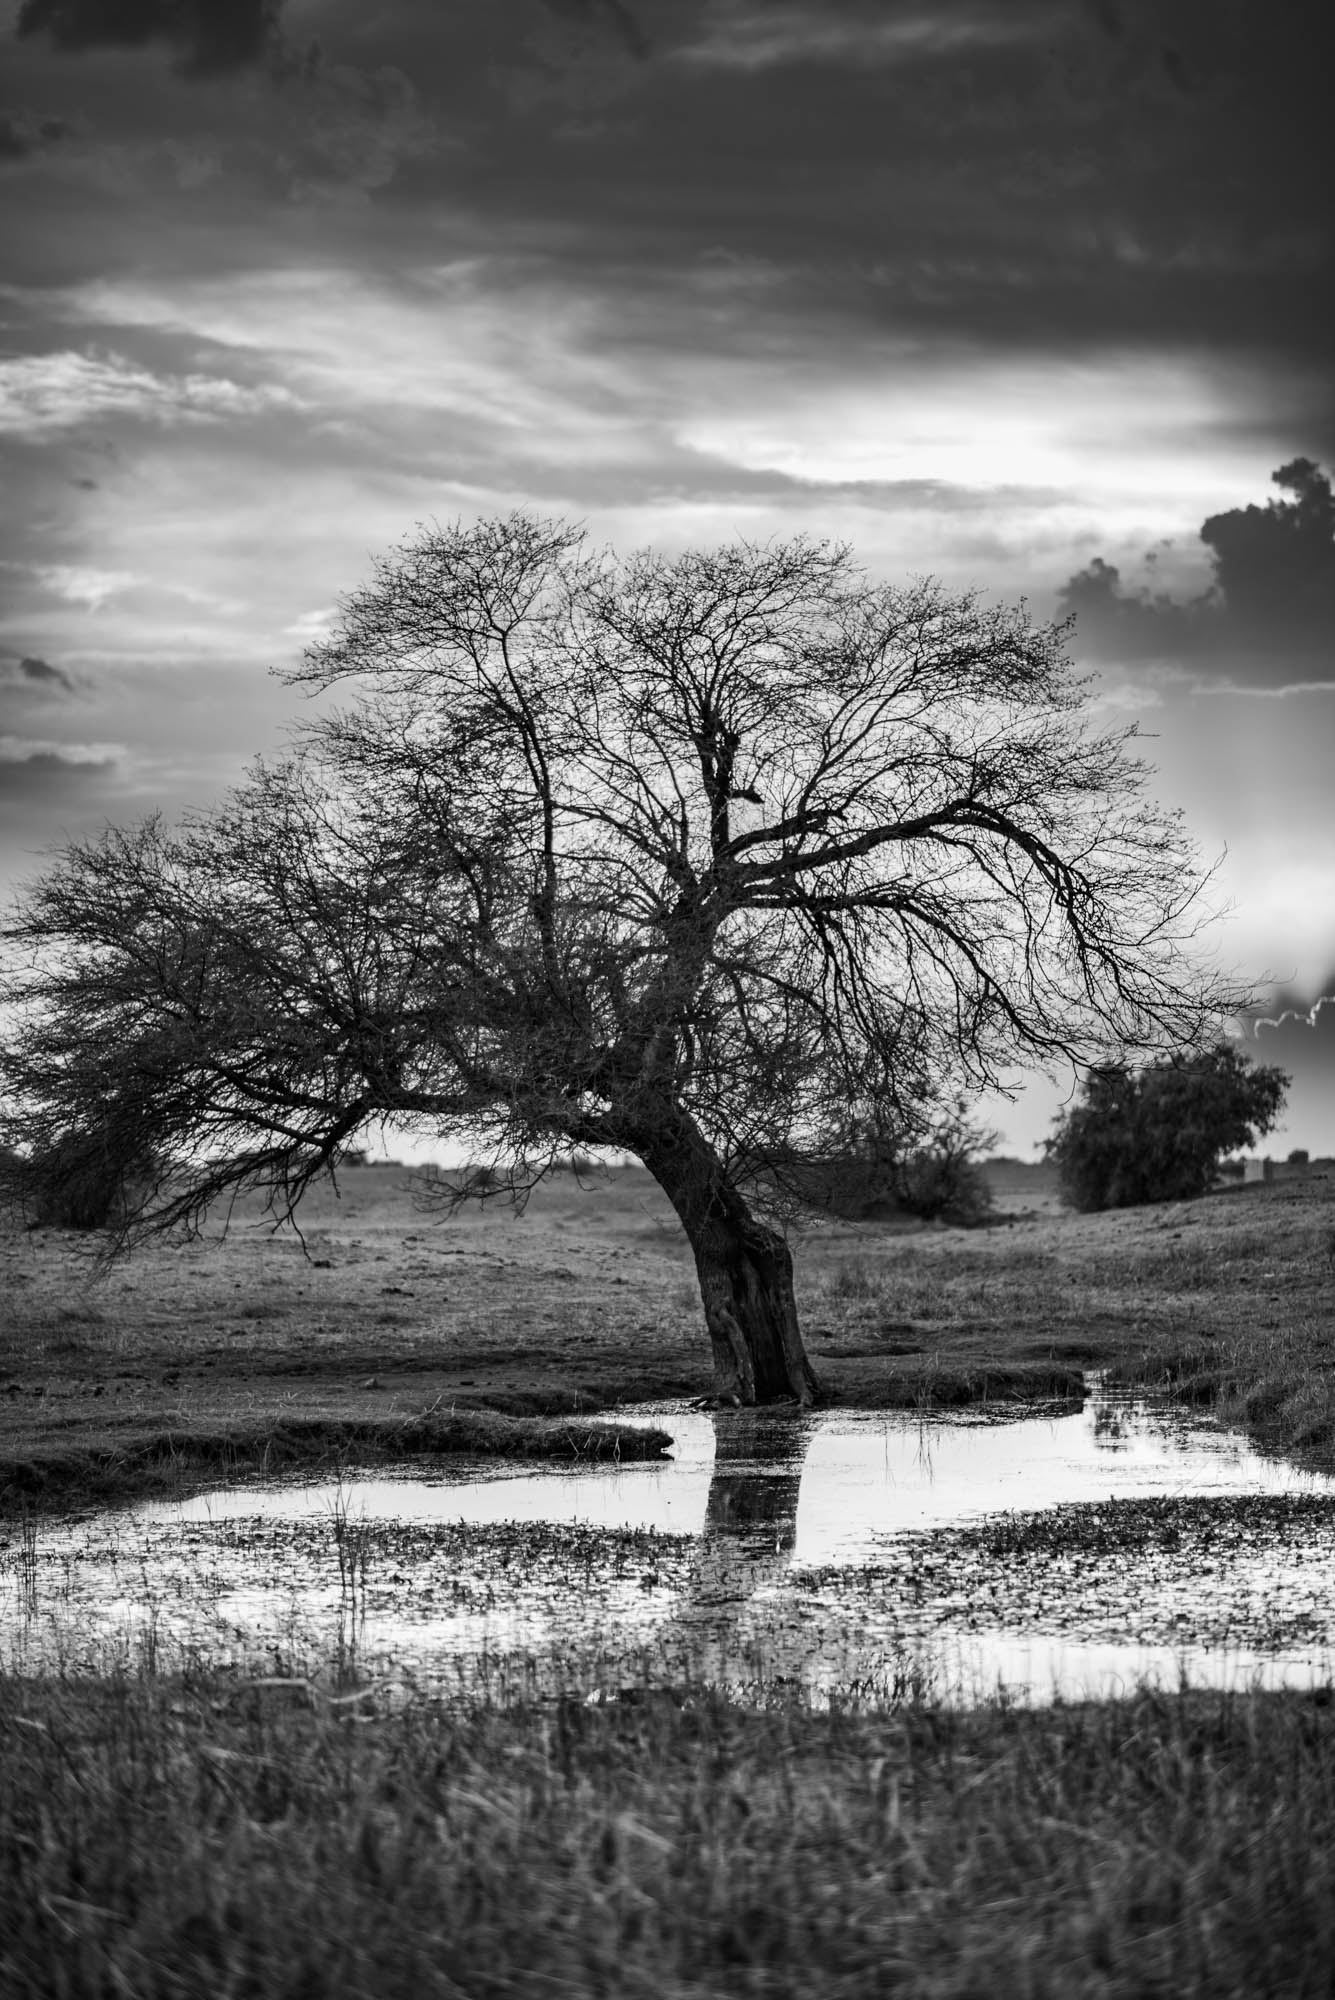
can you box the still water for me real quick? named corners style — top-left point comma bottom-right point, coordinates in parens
top-left (6, 1386), bottom-right (1335, 1706)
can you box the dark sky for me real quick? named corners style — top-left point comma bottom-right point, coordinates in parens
top-left (2, 0), bottom-right (1332, 1148)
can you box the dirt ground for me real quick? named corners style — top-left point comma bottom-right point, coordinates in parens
top-left (2, 1159), bottom-right (1333, 1505)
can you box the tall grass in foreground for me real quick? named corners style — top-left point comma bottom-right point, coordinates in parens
top-left (2, 1672), bottom-right (1332, 1997)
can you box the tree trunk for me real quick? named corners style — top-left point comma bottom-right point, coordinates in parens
top-left (642, 1117), bottom-right (820, 1408)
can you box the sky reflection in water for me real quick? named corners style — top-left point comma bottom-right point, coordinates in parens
top-left (8, 1389), bottom-right (1335, 1707)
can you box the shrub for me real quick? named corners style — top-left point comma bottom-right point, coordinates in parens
top-left (893, 1100), bottom-right (996, 1225)
top-left (806, 1099), bottom-right (996, 1225)
top-left (784, 1144), bottom-right (903, 1220)
top-left (1047, 1045), bottom-right (1288, 1213)
top-left (895, 1144), bottom-right (994, 1225)
top-left (9, 1127), bottom-right (161, 1231)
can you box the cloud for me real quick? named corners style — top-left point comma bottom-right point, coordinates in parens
top-left (23, 563), bottom-right (138, 609)
top-left (15, 0), bottom-right (289, 77)
top-left (286, 61), bottom-right (438, 198)
top-left (677, 2), bottom-right (1046, 69)
top-left (1201, 458), bottom-right (1335, 650)
top-left (4, 654), bottom-right (76, 693)
top-left (0, 350), bottom-right (303, 437)
top-left (0, 108), bottom-right (70, 161)
top-left (1198, 681), bottom-right (1335, 701)
top-left (5, 33), bottom-right (436, 201)
top-left (1056, 458), bottom-right (1335, 686)
top-left (0, 737), bottom-right (122, 819)
top-left (0, 734), bottom-right (117, 764)
top-left (283, 607), bottom-right (335, 644)
top-left (541, 0), bottom-right (650, 61)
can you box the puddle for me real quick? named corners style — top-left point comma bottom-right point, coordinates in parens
top-left (5, 1387), bottom-right (1335, 1707)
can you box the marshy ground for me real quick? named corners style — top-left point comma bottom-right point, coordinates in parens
top-left (3, 1160), bottom-right (1335, 1994)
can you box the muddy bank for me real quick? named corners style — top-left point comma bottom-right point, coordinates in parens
top-left (0, 1409), bottom-right (673, 1514)
top-left (0, 1369), bottom-right (1082, 1515)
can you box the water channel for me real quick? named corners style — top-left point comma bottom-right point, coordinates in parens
top-left (6, 1384), bottom-right (1335, 1706)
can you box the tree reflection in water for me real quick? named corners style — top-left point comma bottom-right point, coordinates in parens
top-left (703, 1408), bottom-right (810, 1548)
top-left (663, 1409), bottom-right (818, 1693)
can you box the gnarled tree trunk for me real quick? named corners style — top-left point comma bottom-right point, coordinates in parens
top-left (642, 1117), bottom-right (820, 1407)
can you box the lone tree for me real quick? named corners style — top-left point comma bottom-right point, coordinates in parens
top-left (1, 517), bottom-right (1235, 1403)
top-left (1047, 1044), bottom-right (1288, 1212)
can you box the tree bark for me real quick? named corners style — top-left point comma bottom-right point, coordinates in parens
top-left (641, 1116), bottom-right (820, 1408)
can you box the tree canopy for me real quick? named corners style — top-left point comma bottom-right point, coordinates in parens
top-left (1, 515), bottom-right (1239, 1402)
top-left (1046, 1044), bottom-right (1288, 1212)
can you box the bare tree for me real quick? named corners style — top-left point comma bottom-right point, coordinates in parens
top-left (1, 516), bottom-right (1237, 1403)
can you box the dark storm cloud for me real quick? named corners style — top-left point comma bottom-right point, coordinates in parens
top-left (9, 655), bottom-right (76, 693)
top-left (406, 0), bottom-right (1330, 371)
top-left (1057, 460), bottom-right (1335, 684)
top-left (15, 0), bottom-right (288, 76)
top-left (5, 0), bottom-right (1330, 372)
top-left (0, 108), bottom-right (69, 160)
top-left (0, 749), bottom-right (119, 826)
top-left (4, 6), bottom-right (432, 212)
top-left (540, 0), bottom-right (649, 60)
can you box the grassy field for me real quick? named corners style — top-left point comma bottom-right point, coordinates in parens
top-left (2, 1159), bottom-right (1333, 1507)
top-left (3, 1165), bottom-right (1335, 1993)
top-left (1, 1671), bottom-right (1331, 1998)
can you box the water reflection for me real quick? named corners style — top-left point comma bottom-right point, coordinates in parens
top-left (1090, 1399), bottom-right (1137, 1448)
top-left (6, 1389), bottom-right (1335, 1706)
top-left (703, 1409), bottom-right (806, 1546)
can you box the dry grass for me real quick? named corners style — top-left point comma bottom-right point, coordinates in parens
top-left (803, 1170), bottom-right (1335, 1453)
top-left (2, 1161), bottom-right (1333, 1510)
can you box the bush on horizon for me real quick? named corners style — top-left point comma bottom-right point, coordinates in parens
top-left (1046, 1045), bottom-right (1288, 1212)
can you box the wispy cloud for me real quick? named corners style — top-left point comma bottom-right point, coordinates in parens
top-left (0, 732), bottom-right (121, 767)
top-left (19, 563), bottom-right (138, 610)
top-left (677, 3), bottom-right (1049, 70)
top-left (283, 607), bottom-right (337, 644)
top-left (1196, 680), bottom-right (1335, 699)
top-left (0, 350), bottom-right (304, 437)
top-left (47, 267), bottom-right (687, 482)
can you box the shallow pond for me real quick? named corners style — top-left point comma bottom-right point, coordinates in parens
top-left (6, 1386), bottom-right (1335, 1707)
